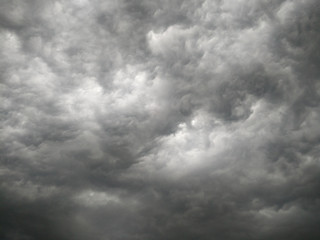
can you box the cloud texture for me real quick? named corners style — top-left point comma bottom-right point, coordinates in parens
top-left (1, 0), bottom-right (320, 239)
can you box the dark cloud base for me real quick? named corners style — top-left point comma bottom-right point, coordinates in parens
top-left (1, 0), bottom-right (320, 239)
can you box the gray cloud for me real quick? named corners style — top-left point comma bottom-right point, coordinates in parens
top-left (1, 0), bottom-right (320, 239)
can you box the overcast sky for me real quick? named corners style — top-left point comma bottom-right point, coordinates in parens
top-left (1, 0), bottom-right (320, 239)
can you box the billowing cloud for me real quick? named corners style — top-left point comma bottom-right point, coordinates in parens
top-left (1, 0), bottom-right (320, 239)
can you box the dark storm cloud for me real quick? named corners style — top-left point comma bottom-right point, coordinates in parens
top-left (1, 0), bottom-right (320, 239)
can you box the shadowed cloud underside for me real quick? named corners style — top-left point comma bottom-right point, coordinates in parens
top-left (1, 0), bottom-right (320, 239)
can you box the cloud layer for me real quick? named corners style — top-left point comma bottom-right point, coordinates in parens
top-left (1, 0), bottom-right (320, 239)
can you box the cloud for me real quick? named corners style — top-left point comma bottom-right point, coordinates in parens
top-left (1, 0), bottom-right (320, 239)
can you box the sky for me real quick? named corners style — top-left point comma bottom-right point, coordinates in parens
top-left (1, 0), bottom-right (320, 239)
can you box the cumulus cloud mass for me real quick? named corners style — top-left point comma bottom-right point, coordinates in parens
top-left (1, 0), bottom-right (320, 239)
